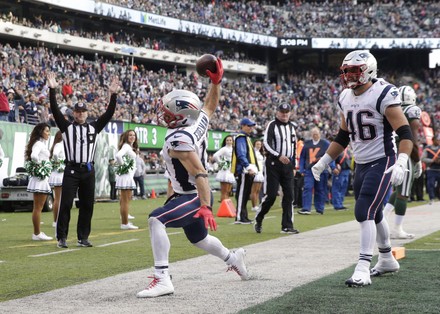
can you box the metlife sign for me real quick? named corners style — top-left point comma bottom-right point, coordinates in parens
top-left (278, 38), bottom-right (311, 49)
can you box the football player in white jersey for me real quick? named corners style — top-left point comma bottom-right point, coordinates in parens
top-left (137, 58), bottom-right (249, 299)
top-left (382, 86), bottom-right (422, 239)
top-left (311, 50), bottom-right (413, 287)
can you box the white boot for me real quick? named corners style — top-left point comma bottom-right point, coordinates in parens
top-left (136, 273), bottom-right (174, 298)
top-left (371, 254), bottom-right (400, 276)
top-left (391, 224), bottom-right (415, 239)
top-left (345, 261), bottom-right (371, 287)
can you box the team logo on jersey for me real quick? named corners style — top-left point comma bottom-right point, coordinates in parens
top-left (176, 100), bottom-right (198, 111)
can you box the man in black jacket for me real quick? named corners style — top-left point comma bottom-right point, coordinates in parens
top-left (47, 72), bottom-right (120, 248)
top-left (255, 104), bottom-right (299, 234)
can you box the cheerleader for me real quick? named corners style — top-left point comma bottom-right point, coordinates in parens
top-left (115, 130), bottom-right (139, 230)
top-left (251, 140), bottom-right (265, 211)
top-left (213, 135), bottom-right (235, 202)
top-left (49, 131), bottom-right (64, 227)
top-left (25, 122), bottom-right (53, 241)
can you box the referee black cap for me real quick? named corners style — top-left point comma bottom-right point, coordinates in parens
top-left (277, 103), bottom-right (291, 112)
top-left (74, 102), bottom-right (88, 111)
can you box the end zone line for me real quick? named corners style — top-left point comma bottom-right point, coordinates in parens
top-left (96, 239), bottom-right (139, 247)
top-left (29, 249), bottom-right (80, 257)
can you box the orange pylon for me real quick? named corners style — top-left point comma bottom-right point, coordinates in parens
top-left (150, 189), bottom-right (157, 199)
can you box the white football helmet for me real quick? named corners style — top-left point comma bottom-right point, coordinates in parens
top-left (340, 50), bottom-right (377, 89)
top-left (398, 85), bottom-right (416, 107)
top-left (156, 89), bottom-right (202, 128)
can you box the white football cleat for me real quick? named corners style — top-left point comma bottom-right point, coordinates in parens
top-left (345, 264), bottom-right (371, 287)
top-left (227, 248), bottom-right (250, 280)
top-left (370, 256), bottom-right (400, 277)
top-left (391, 230), bottom-right (415, 239)
top-left (136, 275), bottom-right (174, 298)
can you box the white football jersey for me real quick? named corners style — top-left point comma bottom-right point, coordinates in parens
top-left (402, 104), bottom-right (421, 121)
top-left (162, 110), bottom-right (209, 194)
top-left (338, 79), bottom-right (401, 164)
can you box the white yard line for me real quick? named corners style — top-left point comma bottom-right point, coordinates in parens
top-left (29, 249), bottom-right (80, 257)
top-left (96, 239), bottom-right (139, 247)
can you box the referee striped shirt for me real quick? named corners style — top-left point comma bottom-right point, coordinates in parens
top-left (49, 88), bottom-right (117, 164)
top-left (263, 118), bottom-right (297, 164)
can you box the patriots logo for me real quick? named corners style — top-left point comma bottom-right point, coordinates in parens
top-left (175, 100), bottom-right (198, 111)
top-left (170, 141), bottom-right (182, 148)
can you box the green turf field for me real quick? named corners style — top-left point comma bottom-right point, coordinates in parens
top-left (240, 233), bottom-right (440, 314)
top-left (0, 194), bottom-right (436, 306)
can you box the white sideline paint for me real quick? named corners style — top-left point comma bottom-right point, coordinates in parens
top-left (96, 239), bottom-right (138, 247)
top-left (29, 249), bottom-right (80, 257)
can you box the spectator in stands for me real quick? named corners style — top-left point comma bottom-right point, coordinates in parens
top-left (0, 85), bottom-right (9, 121)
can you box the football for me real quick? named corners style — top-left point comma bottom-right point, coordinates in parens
top-left (196, 54), bottom-right (217, 77)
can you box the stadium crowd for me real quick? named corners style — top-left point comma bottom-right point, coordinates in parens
top-left (1, 42), bottom-right (439, 141)
top-left (98, 0), bottom-right (440, 38)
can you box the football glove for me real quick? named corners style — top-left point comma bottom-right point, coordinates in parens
top-left (413, 161), bottom-right (422, 179)
top-left (384, 154), bottom-right (409, 186)
top-left (206, 57), bottom-right (223, 85)
top-left (194, 205), bottom-right (217, 231)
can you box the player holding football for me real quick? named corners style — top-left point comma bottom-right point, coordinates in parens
top-left (382, 86), bottom-right (422, 239)
top-left (137, 57), bottom-right (249, 298)
top-left (311, 50), bottom-right (413, 287)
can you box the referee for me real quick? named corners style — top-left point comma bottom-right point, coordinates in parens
top-left (47, 72), bottom-right (120, 248)
top-left (255, 104), bottom-right (299, 234)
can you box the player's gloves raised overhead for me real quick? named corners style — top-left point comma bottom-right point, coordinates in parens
top-left (194, 205), bottom-right (217, 231)
top-left (206, 57), bottom-right (223, 85)
top-left (413, 160), bottom-right (422, 179)
top-left (311, 153), bottom-right (333, 181)
top-left (385, 154), bottom-right (409, 186)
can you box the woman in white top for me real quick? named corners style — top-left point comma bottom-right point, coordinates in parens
top-left (115, 130), bottom-right (139, 230)
top-left (251, 139), bottom-right (265, 212)
top-left (49, 131), bottom-right (65, 228)
top-left (25, 123), bottom-right (53, 241)
top-left (0, 128), bottom-right (5, 169)
top-left (213, 135), bottom-right (235, 202)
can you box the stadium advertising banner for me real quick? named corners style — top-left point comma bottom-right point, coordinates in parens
top-left (125, 122), bottom-right (230, 151)
top-left (312, 38), bottom-right (440, 49)
top-left (278, 38), bottom-right (312, 49)
top-left (35, 0), bottom-right (277, 47)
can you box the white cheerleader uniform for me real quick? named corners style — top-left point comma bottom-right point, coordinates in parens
top-left (27, 139), bottom-right (51, 194)
top-left (49, 142), bottom-right (65, 187)
top-left (253, 149), bottom-right (265, 183)
top-left (115, 143), bottom-right (136, 190)
top-left (213, 145), bottom-right (236, 184)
